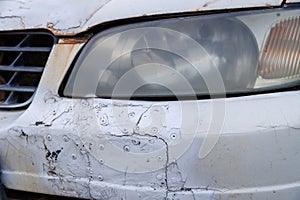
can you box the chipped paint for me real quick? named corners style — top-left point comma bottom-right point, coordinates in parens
top-left (58, 35), bottom-right (93, 44)
top-left (1, 0), bottom-right (300, 199)
top-left (1, 88), bottom-right (300, 199)
top-left (0, 0), bottom-right (285, 36)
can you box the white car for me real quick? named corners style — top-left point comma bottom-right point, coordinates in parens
top-left (0, 0), bottom-right (300, 199)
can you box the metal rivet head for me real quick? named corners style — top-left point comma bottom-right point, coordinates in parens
top-left (99, 159), bottom-right (104, 165)
top-left (156, 174), bottom-right (163, 180)
top-left (46, 135), bottom-right (52, 141)
top-left (170, 133), bottom-right (177, 139)
top-left (151, 127), bottom-right (158, 134)
top-left (132, 140), bottom-right (140, 145)
top-left (123, 145), bottom-right (130, 152)
top-left (128, 112), bottom-right (135, 117)
top-left (99, 144), bottom-right (104, 150)
top-left (122, 128), bottom-right (128, 133)
top-left (71, 154), bottom-right (77, 160)
top-left (98, 175), bottom-right (104, 181)
top-left (63, 136), bottom-right (69, 142)
top-left (49, 164), bottom-right (55, 170)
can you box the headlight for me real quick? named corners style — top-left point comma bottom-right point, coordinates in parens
top-left (63, 6), bottom-right (300, 100)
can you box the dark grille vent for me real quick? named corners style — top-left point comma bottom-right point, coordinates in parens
top-left (0, 32), bottom-right (56, 109)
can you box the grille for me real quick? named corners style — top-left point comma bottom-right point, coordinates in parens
top-left (0, 32), bottom-right (56, 109)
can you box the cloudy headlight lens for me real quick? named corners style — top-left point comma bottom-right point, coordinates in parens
top-left (63, 7), bottom-right (300, 99)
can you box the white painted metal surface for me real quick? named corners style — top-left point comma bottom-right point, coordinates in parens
top-left (0, 0), bottom-right (284, 35)
top-left (1, 0), bottom-right (300, 199)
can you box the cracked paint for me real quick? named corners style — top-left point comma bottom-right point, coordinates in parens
top-left (0, 0), bottom-right (285, 35)
top-left (2, 88), bottom-right (300, 199)
top-left (1, 4), bottom-right (300, 197)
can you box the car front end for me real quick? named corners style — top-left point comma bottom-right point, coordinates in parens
top-left (0, 0), bottom-right (300, 199)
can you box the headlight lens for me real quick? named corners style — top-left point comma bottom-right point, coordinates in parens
top-left (63, 7), bottom-right (300, 99)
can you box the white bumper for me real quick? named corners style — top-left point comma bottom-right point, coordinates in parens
top-left (1, 0), bottom-right (300, 199)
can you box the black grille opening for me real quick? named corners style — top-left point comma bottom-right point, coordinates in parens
top-left (14, 52), bottom-right (50, 67)
top-left (0, 34), bottom-right (25, 46)
top-left (20, 34), bottom-right (55, 47)
top-left (0, 52), bottom-right (19, 65)
top-left (0, 32), bottom-right (57, 109)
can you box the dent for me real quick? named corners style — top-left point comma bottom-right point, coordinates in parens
top-left (2, 95), bottom-right (300, 199)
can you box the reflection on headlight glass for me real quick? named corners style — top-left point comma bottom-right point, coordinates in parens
top-left (64, 8), bottom-right (300, 99)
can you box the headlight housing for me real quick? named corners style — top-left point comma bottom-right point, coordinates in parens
top-left (63, 6), bottom-right (300, 100)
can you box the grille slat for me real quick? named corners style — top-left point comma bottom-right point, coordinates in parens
top-left (0, 65), bottom-right (44, 73)
top-left (0, 32), bottom-right (56, 109)
top-left (4, 92), bottom-right (17, 104)
top-left (0, 47), bottom-right (51, 52)
top-left (0, 85), bottom-right (36, 93)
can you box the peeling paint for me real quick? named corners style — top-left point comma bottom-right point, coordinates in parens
top-left (1, 2), bottom-right (300, 198)
top-left (2, 87), bottom-right (300, 199)
top-left (58, 35), bottom-right (92, 44)
top-left (0, 0), bottom-right (285, 35)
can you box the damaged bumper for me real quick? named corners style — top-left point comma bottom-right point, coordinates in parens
top-left (1, 0), bottom-right (300, 199)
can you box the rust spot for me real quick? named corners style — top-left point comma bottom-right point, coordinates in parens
top-left (195, 8), bottom-right (201, 12)
top-left (59, 35), bottom-right (92, 44)
top-left (53, 44), bottom-right (77, 68)
top-left (47, 22), bottom-right (54, 29)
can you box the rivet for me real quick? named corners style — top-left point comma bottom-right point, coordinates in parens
top-left (170, 133), bottom-right (177, 139)
top-left (98, 175), bottom-right (104, 181)
top-left (63, 136), bottom-right (69, 142)
top-left (151, 127), bottom-right (158, 134)
top-left (99, 159), bottom-right (104, 165)
top-left (122, 128), bottom-right (128, 134)
top-left (128, 112), bottom-right (135, 117)
top-left (46, 135), bottom-right (52, 141)
top-left (156, 174), bottom-right (163, 180)
top-left (71, 154), bottom-right (77, 160)
top-left (99, 114), bottom-right (108, 126)
top-left (123, 145), bottom-right (130, 152)
top-left (99, 144), bottom-right (104, 150)
top-left (49, 164), bottom-right (55, 170)
top-left (132, 140), bottom-right (140, 145)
